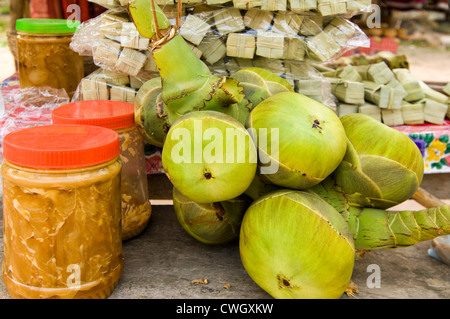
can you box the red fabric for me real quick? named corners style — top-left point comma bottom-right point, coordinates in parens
top-left (30, 0), bottom-right (106, 21)
top-left (343, 37), bottom-right (400, 56)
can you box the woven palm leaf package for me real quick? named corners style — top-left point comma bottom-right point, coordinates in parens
top-left (71, 68), bottom-right (147, 103)
top-left (320, 51), bottom-right (450, 126)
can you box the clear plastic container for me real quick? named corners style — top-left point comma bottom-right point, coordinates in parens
top-left (1, 124), bottom-right (123, 299)
top-left (51, 100), bottom-right (152, 240)
top-left (16, 19), bottom-right (84, 98)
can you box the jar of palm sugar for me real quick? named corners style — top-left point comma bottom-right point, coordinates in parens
top-left (52, 100), bottom-right (152, 240)
top-left (16, 19), bottom-right (84, 98)
top-left (1, 124), bottom-right (123, 299)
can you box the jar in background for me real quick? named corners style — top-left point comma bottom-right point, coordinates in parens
top-left (1, 125), bottom-right (123, 299)
top-left (52, 100), bottom-right (152, 240)
top-left (16, 19), bottom-right (84, 98)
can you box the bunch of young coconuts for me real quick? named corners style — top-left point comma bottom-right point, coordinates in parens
top-left (129, 0), bottom-right (449, 299)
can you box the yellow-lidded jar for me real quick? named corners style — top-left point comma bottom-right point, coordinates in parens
top-left (16, 19), bottom-right (84, 98)
top-left (1, 124), bottom-right (123, 299)
top-left (52, 100), bottom-right (152, 240)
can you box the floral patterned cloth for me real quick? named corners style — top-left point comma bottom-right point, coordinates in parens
top-left (394, 121), bottom-right (450, 173)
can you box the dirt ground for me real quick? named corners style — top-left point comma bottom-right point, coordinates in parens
top-left (0, 46), bottom-right (15, 81)
top-left (397, 44), bottom-right (450, 83)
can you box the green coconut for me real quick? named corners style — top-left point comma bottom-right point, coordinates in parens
top-left (172, 187), bottom-right (252, 244)
top-left (335, 113), bottom-right (425, 208)
top-left (134, 77), bottom-right (168, 148)
top-left (239, 189), bottom-right (355, 299)
top-left (162, 110), bottom-right (257, 203)
top-left (246, 92), bottom-right (348, 189)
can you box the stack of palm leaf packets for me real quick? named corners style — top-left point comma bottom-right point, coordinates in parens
top-left (320, 51), bottom-right (450, 126)
top-left (72, 68), bottom-right (147, 103)
top-left (82, 0), bottom-right (371, 110)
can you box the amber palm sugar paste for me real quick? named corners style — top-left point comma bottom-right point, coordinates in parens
top-left (16, 19), bottom-right (84, 98)
top-left (1, 124), bottom-right (123, 299)
top-left (52, 100), bottom-right (152, 240)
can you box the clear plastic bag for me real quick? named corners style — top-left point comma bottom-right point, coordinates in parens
top-left (71, 6), bottom-right (369, 77)
top-left (0, 87), bottom-right (70, 160)
top-left (70, 7), bottom-right (157, 79)
top-left (0, 86), bottom-right (70, 196)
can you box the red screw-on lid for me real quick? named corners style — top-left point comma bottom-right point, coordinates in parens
top-left (2, 124), bottom-right (120, 169)
top-left (51, 100), bottom-right (135, 130)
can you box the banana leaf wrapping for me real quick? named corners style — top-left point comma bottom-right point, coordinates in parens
top-left (355, 62), bottom-right (395, 85)
top-left (282, 36), bottom-right (306, 61)
top-left (297, 79), bottom-right (327, 103)
top-left (385, 77), bottom-right (408, 98)
top-left (358, 102), bottom-right (382, 121)
top-left (110, 85), bottom-right (137, 102)
top-left (444, 82), bottom-right (450, 96)
top-left (401, 102), bottom-right (424, 125)
top-left (418, 81), bottom-right (450, 105)
top-left (392, 68), bottom-right (424, 102)
top-left (336, 103), bottom-right (359, 117)
top-left (80, 77), bottom-right (110, 101)
top-left (261, 0), bottom-right (288, 11)
top-left (299, 12), bottom-right (323, 36)
top-left (306, 31), bottom-right (341, 62)
top-left (179, 14), bottom-right (211, 46)
top-left (335, 65), bottom-right (362, 82)
top-left (243, 8), bottom-right (273, 31)
top-left (226, 33), bottom-right (256, 59)
top-left (346, 0), bottom-right (371, 11)
top-left (316, 0), bottom-right (347, 16)
top-left (115, 48), bottom-right (148, 77)
top-left (256, 31), bottom-right (285, 59)
top-left (417, 98), bottom-right (449, 125)
top-left (72, 68), bottom-right (143, 103)
top-left (272, 11), bottom-right (303, 36)
top-left (330, 78), bottom-right (365, 105)
top-left (198, 35), bottom-right (227, 64)
top-left (363, 81), bottom-right (406, 109)
top-left (381, 108), bottom-right (404, 126)
top-left (323, 17), bottom-right (358, 47)
top-left (288, 0), bottom-right (318, 11)
top-left (232, 0), bottom-right (262, 9)
top-left (120, 22), bottom-right (151, 50)
top-left (213, 7), bottom-right (246, 35)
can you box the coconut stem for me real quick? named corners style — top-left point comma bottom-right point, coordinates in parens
top-left (309, 177), bottom-right (450, 251)
top-left (150, 0), bottom-right (161, 40)
top-left (127, 0), bottom-right (171, 39)
top-left (350, 205), bottom-right (450, 251)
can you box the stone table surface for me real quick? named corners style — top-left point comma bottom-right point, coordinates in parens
top-left (0, 174), bottom-right (449, 300)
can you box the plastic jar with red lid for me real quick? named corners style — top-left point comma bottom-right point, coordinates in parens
top-left (52, 100), bottom-right (151, 240)
top-left (1, 124), bottom-right (123, 299)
